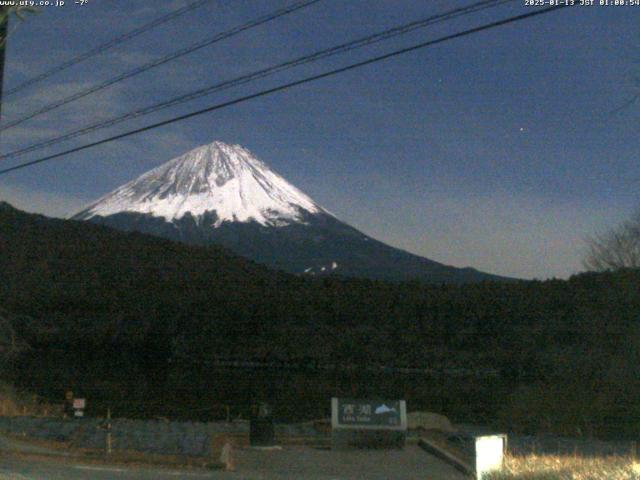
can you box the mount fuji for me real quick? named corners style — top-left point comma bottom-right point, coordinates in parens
top-left (73, 141), bottom-right (505, 283)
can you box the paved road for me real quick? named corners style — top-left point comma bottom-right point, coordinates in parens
top-left (0, 431), bottom-right (467, 479)
top-left (230, 445), bottom-right (468, 479)
top-left (0, 457), bottom-right (218, 479)
top-left (0, 446), bottom-right (467, 480)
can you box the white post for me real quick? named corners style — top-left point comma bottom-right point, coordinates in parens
top-left (106, 408), bottom-right (112, 455)
top-left (475, 435), bottom-right (506, 479)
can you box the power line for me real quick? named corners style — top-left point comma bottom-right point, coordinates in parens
top-left (0, 0), bottom-right (512, 161)
top-left (4, 0), bottom-right (214, 97)
top-left (0, 0), bottom-right (322, 132)
top-left (0, 5), bottom-right (572, 177)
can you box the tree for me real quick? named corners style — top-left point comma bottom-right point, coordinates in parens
top-left (583, 210), bottom-right (640, 271)
top-left (0, 307), bottom-right (30, 373)
top-left (0, 6), bottom-right (38, 48)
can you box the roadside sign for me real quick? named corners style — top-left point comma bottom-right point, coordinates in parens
top-left (72, 398), bottom-right (86, 419)
top-left (332, 398), bottom-right (406, 430)
top-left (331, 397), bottom-right (407, 449)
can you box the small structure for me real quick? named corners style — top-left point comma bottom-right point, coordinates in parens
top-left (331, 397), bottom-right (407, 449)
top-left (475, 434), bottom-right (506, 479)
top-left (407, 411), bottom-right (455, 432)
top-left (250, 402), bottom-right (275, 447)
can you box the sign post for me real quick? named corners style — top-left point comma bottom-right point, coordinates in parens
top-left (105, 408), bottom-right (112, 455)
top-left (63, 391), bottom-right (73, 419)
top-left (331, 397), bottom-right (407, 449)
top-left (72, 398), bottom-right (86, 418)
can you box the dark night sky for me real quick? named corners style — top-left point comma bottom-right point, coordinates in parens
top-left (1, 0), bottom-right (638, 279)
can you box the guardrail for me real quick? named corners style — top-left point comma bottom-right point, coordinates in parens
top-left (201, 357), bottom-right (499, 377)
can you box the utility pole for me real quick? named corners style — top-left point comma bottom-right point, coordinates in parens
top-left (0, 7), bottom-right (8, 123)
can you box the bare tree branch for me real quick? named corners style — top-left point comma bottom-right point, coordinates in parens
top-left (0, 6), bottom-right (38, 49)
top-left (583, 210), bottom-right (640, 271)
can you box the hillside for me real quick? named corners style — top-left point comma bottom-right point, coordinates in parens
top-left (0, 200), bottom-right (300, 345)
top-left (1, 202), bottom-right (639, 438)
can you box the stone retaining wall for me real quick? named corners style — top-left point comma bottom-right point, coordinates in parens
top-left (0, 416), bottom-right (318, 457)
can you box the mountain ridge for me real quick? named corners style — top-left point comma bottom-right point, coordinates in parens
top-left (73, 141), bottom-right (511, 283)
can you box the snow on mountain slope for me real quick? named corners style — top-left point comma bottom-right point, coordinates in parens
top-left (74, 141), bottom-right (327, 227)
top-left (73, 140), bottom-right (511, 283)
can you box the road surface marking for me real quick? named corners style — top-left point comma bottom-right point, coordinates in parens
top-left (160, 472), bottom-right (214, 478)
top-left (0, 470), bottom-right (34, 480)
top-left (73, 465), bottom-right (214, 477)
top-left (74, 465), bottom-right (128, 473)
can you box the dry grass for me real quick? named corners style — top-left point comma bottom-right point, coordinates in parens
top-left (0, 382), bottom-right (62, 417)
top-left (487, 454), bottom-right (640, 479)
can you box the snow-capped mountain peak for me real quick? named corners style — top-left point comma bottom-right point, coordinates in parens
top-left (74, 141), bottom-right (326, 227)
top-left (73, 141), bottom-right (509, 283)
